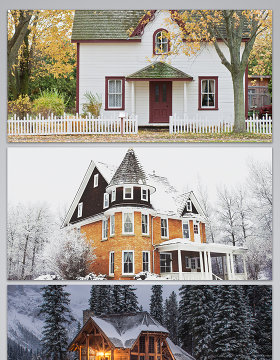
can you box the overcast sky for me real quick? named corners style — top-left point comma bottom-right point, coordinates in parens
top-left (8, 146), bottom-right (271, 213)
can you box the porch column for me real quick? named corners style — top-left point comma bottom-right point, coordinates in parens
top-left (230, 253), bottom-right (235, 280)
top-left (79, 346), bottom-right (82, 360)
top-left (178, 249), bottom-right (183, 280)
top-left (86, 334), bottom-right (89, 360)
top-left (199, 251), bottom-right (205, 280)
top-left (183, 81), bottom-right (188, 115)
top-left (131, 81), bottom-right (135, 115)
top-left (204, 251), bottom-right (209, 279)
top-left (243, 254), bottom-right (248, 280)
top-left (207, 251), bottom-right (213, 279)
top-left (226, 253), bottom-right (232, 280)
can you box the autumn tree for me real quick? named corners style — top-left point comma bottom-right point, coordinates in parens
top-left (7, 10), bottom-right (76, 107)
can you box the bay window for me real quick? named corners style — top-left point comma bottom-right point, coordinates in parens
top-left (123, 212), bottom-right (134, 234)
top-left (123, 251), bottom-right (134, 275)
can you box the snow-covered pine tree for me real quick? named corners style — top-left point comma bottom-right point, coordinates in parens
top-left (149, 285), bottom-right (163, 324)
top-left (111, 286), bottom-right (139, 313)
top-left (163, 291), bottom-right (179, 344)
top-left (246, 286), bottom-right (272, 359)
top-left (98, 286), bottom-right (113, 314)
top-left (89, 285), bottom-right (100, 313)
top-left (178, 286), bottom-right (213, 359)
top-left (212, 286), bottom-right (258, 360)
top-left (39, 285), bottom-right (74, 360)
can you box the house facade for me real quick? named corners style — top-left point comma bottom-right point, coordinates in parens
top-left (71, 10), bottom-right (249, 125)
top-left (68, 311), bottom-right (195, 360)
top-left (62, 149), bottom-right (248, 281)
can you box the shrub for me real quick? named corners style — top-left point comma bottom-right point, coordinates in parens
top-left (8, 95), bottom-right (32, 118)
top-left (82, 92), bottom-right (102, 118)
top-left (32, 90), bottom-right (65, 117)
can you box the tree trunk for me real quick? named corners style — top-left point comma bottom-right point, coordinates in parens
top-left (231, 71), bottom-right (246, 132)
top-left (21, 235), bottom-right (29, 279)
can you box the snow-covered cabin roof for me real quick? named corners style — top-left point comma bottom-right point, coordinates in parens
top-left (166, 338), bottom-right (196, 360)
top-left (108, 149), bottom-right (148, 187)
top-left (91, 312), bottom-right (168, 348)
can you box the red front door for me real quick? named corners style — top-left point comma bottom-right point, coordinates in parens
top-left (149, 81), bottom-right (172, 123)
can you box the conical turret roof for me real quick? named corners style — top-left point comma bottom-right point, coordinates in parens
top-left (109, 149), bottom-right (147, 186)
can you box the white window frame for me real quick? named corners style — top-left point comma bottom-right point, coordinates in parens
top-left (160, 252), bottom-right (172, 273)
top-left (102, 219), bottom-right (108, 240)
top-left (182, 220), bottom-right (190, 239)
top-left (161, 217), bottom-right (169, 239)
top-left (109, 251), bottom-right (115, 276)
top-left (142, 251), bottom-right (150, 272)
top-left (94, 174), bottom-right (99, 188)
top-left (141, 188), bottom-right (148, 201)
top-left (122, 250), bottom-right (134, 275)
top-left (103, 193), bottom-right (109, 209)
top-left (111, 189), bottom-right (116, 202)
top-left (141, 213), bottom-right (149, 235)
top-left (122, 212), bottom-right (134, 235)
top-left (187, 200), bottom-right (192, 212)
top-left (185, 256), bottom-right (191, 269)
top-left (108, 79), bottom-right (123, 109)
top-left (155, 30), bottom-right (169, 54)
top-left (194, 223), bottom-right (199, 234)
top-left (77, 202), bottom-right (83, 218)
top-left (123, 186), bottom-right (133, 200)
top-left (110, 215), bottom-right (115, 236)
top-left (200, 78), bottom-right (216, 108)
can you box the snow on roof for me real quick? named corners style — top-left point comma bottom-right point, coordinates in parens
top-left (166, 338), bottom-right (196, 360)
top-left (147, 174), bottom-right (189, 216)
top-left (95, 161), bottom-right (116, 183)
top-left (91, 312), bottom-right (168, 348)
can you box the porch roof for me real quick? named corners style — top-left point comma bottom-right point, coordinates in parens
top-left (126, 62), bottom-right (193, 81)
top-left (155, 238), bottom-right (247, 255)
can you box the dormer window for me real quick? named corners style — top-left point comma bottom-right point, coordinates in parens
top-left (141, 188), bottom-right (148, 201)
top-left (103, 193), bottom-right (109, 208)
top-left (187, 200), bottom-right (192, 212)
top-left (153, 29), bottom-right (169, 55)
top-left (94, 174), bottom-right (99, 188)
top-left (123, 186), bottom-right (133, 200)
top-left (77, 202), bottom-right (83, 218)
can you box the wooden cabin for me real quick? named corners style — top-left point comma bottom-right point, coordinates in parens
top-left (68, 311), bottom-right (195, 360)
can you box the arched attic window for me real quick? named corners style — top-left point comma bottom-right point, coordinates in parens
top-left (153, 29), bottom-right (170, 55)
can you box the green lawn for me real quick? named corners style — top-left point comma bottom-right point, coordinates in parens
top-left (8, 129), bottom-right (272, 143)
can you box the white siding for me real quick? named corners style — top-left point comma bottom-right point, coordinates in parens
top-left (79, 10), bottom-right (245, 124)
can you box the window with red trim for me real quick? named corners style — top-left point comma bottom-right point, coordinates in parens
top-left (198, 76), bottom-right (218, 110)
top-left (153, 29), bottom-right (170, 55)
top-left (105, 77), bottom-right (125, 110)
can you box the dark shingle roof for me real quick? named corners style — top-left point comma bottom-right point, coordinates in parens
top-left (109, 149), bottom-right (147, 186)
top-left (71, 10), bottom-right (145, 40)
top-left (126, 62), bottom-right (193, 80)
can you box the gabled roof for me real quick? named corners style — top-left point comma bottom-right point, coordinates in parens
top-left (166, 338), bottom-right (196, 360)
top-left (108, 149), bottom-right (147, 187)
top-left (71, 10), bottom-right (145, 41)
top-left (71, 10), bottom-right (250, 42)
top-left (69, 312), bottom-right (168, 350)
top-left (126, 62), bottom-right (193, 81)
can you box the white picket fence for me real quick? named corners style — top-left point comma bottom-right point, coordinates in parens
top-left (7, 113), bottom-right (138, 135)
top-left (169, 114), bottom-right (272, 135)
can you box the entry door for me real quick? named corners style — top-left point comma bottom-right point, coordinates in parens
top-left (149, 81), bottom-right (172, 123)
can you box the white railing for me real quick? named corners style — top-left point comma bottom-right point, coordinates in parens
top-left (245, 113), bottom-right (272, 134)
top-left (160, 272), bottom-right (204, 280)
top-left (170, 114), bottom-right (272, 135)
top-left (7, 113), bottom-right (138, 135)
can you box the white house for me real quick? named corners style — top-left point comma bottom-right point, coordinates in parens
top-left (71, 10), bottom-right (249, 126)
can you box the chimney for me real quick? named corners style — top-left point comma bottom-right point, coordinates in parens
top-left (83, 309), bottom-right (95, 325)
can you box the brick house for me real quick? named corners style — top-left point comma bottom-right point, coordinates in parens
top-left (71, 10), bottom-right (249, 125)
top-left (62, 149), bottom-right (247, 280)
top-left (68, 310), bottom-right (195, 360)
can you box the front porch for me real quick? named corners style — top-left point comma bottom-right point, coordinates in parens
top-left (156, 239), bottom-right (248, 280)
